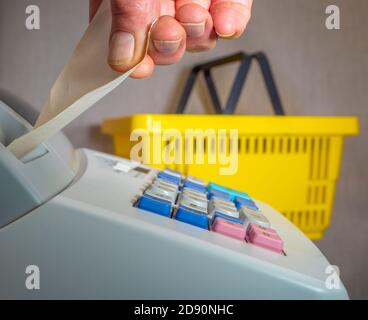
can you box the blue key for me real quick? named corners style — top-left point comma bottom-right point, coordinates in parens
top-left (138, 194), bottom-right (172, 217)
top-left (207, 182), bottom-right (251, 201)
top-left (183, 180), bottom-right (207, 193)
top-left (175, 207), bottom-right (209, 230)
top-left (234, 196), bottom-right (259, 211)
top-left (207, 189), bottom-right (231, 201)
top-left (211, 212), bottom-right (244, 225)
top-left (158, 172), bottom-right (181, 185)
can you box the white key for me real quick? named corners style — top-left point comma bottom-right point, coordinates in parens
top-left (153, 179), bottom-right (178, 192)
top-left (209, 199), bottom-right (239, 219)
top-left (179, 202), bottom-right (208, 215)
top-left (182, 188), bottom-right (207, 201)
top-left (211, 197), bottom-right (235, 209)
top-left (144, 188), bottom-right (176, 204)
top-left (240, 206), bottom-right (270, 227)
top-left (149, 184), bottom-right (177, 199)
top-left (179, 193), bottom-right (208, 211)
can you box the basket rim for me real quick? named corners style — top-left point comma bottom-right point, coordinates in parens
top-left (102, 114), bottom-right (359, 136)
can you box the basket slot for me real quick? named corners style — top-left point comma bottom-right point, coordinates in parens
top-left (245, 138), bottom-right (250, 153)
top-left (309, 137), bottom-right (315, 180)
top-left (278, 137), bottom-right (283, 153)
top-left (319, 210), bottom-right (325, 227)
top-left (324, 138), bottom-right (331, 179)
top-left (304, 211), bottom-right (309, 227)
top-left (317, 138), bottom-right (324, 179)
top-left (314, 185), bottom-right (319, 204)
top-left (303, 137), bottom-right (308, 153)
top-left (313, 211), bottom-right (319, 228)
top-left (254, 138), bottom-right (259, 153)
top-left (307, 186), bottom-right (311, 205)
top-left (287, 138), bottom-right (291, 153)
top-left (321, 185), bottom-right (327, 204)
top-left (269, 137), bottom-right (274, 154)
top-left (262, 138), bottom-right (267, 153)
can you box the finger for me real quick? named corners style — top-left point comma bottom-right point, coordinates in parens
top-left (175, 1), bottom-right (217, 52)
top-left (149, 15), bottom-right (186, 65)
top-left (175, 0), bottom-right (210, 38)
top-left (108, 0), bottom-right (160, 74)
top-left (89, 0), bottom-right (103, 22)
top-left (130, 55), bottom-right (155, 79)
top-left (160, 0), bottom-right (176, 16)
top-left (210, 0), bottom-right (253, 38)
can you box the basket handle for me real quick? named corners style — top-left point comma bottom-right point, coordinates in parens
top-left (175, 51), bottom-right (285, 115)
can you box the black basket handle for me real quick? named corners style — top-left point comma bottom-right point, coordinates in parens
top-left (175, 51), bottom-right (285, 115)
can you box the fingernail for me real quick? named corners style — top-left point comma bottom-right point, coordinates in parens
top-left (108, 31), bottom-right (135, 65)
top-left (181, 21), bottom-right (206, 38)
top-left (153, 39), bottom-right (182, 54)
top-left (216, 21), bottom-right (236, 39)
top-left (216, 31), bottom-right (236, 39)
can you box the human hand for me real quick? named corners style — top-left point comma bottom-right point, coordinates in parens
top-left (90, 0), bottom-right (253, 78)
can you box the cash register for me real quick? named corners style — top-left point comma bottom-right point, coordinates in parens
top-left (0, 100), bottom-right (348, 299)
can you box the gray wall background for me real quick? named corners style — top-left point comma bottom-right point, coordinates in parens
top-left (0, 0), bottom-right (367, 299)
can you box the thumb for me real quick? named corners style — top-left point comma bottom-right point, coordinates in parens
top-left (108, 0), bottom-right (159, 73)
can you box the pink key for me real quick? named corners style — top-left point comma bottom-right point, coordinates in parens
top-left (246, 223), bottom-right (284, 253)
top-left (212, 218), bottom-right (246, 240)
top-left (247, 223), bottom-right (278, 236)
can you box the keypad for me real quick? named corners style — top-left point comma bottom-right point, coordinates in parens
top-left (136, 169), bottom-right (284, 254)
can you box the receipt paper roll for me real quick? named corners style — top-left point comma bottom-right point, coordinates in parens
top-left (7, 0), bottom-right (152, 159)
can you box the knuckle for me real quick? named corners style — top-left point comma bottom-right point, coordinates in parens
top-left (112, 0), bottom-right (152, 17)
top-left (111, 0), bottom-right (158, 29)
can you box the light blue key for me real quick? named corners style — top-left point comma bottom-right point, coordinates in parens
top-left (207, 182), bottom-right (251, 201)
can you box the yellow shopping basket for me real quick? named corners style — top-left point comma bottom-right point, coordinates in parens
top-left (102, 52), bottom-right (359, 240)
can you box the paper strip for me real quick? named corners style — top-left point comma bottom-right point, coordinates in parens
top-left (7, 0), bottom-right (152, 159)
